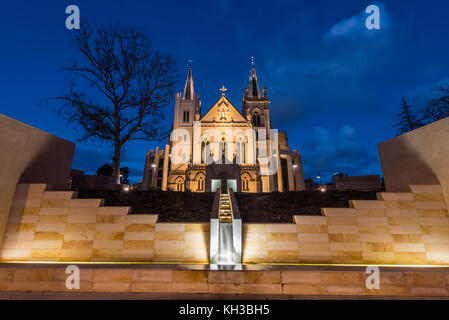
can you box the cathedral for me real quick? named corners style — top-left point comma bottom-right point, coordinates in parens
top-left (142, 59), bottom-right (305, 193)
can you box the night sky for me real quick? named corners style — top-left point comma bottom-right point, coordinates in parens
top-left (2, 0), bottom-right (449, 184)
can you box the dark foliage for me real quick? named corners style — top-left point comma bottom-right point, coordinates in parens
top-left (76, 190), bottom-right (379, 223)
top-left (395, 96), bottom-right (423, 134)
top-left (96, 163), bottom-right (129, 184)
top-left (421, 84), bottom-right (449, 122)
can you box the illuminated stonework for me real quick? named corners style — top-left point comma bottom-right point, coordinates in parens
top-left (142, 61), bottom-right (306, 193)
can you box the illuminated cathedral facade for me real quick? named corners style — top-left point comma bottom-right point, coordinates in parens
top-left (142, 60), bottom-right (305, 193)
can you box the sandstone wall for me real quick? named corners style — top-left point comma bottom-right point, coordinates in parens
top-left (0, 114), bottom-right (74, 250)
top-left (1, 184), bottom-right (208, 262)
top-left (378, 116), bottom-right (449, 208)
top-left (0, 265), bottom-right (449, 297)
top-left (2, 183), bottom-right (449, 265)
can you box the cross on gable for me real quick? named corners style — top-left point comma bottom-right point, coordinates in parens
top-left (219, 85), bottom-right (228, 95)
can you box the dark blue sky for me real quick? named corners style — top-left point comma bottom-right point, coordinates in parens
top-left (2, 0), bottom-right (449, 183)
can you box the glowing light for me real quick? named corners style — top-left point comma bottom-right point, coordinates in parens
top-left (123, 186), bottom-right (130, 192)
top-left (151, 164), bottom-right (157, 168)
top-left (293, 164), bottom-right (298, 168)
top-left (3, 260), bottom-right (448, 269)
top-left (320, 188), bottom-right (325, 192)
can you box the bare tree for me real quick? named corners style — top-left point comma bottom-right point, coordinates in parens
top-left (421, 84), bottom-right (449, 122)
top-left (52, 22), bottom-right (177, 183)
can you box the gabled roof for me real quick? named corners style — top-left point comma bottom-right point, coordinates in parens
top-left (200, 95), bottom-right (248, 123)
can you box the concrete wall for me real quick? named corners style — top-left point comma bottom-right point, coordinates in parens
top-left (3, 183), bottom-right (449, 265)
top-left (0, 114), bottom-right (74, 249)
top-left (71, 174), bottom-right (116, 190)
top-left (378, 117), bottom-right (449, 207)
top-left (334, 175), bottom-right (382, 191)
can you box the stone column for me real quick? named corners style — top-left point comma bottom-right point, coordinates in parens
top-left (276, 146), bottom-right (283, 192)
top-left (142, 150), bottom-right (154, 191)
top-left (192, 121), bottom-right (201, 164)
top-left (151, 147), bottom-right (160, 188)
top-left (247, 128), bottom-right (256, 165)
top-left (162, 144), bottom-right (170, 191)
top-left (286, 154), bottom-right (295, 191)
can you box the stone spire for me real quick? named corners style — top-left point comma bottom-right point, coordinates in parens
top-left (182, 65), bottom-right (194, 101)
top-left (248, 56), bottom-right (261, 98)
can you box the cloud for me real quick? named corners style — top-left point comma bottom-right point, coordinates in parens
top-left (301, 125), bottom-right (379, 182)
top-left (325, 15), bottom-right (362, 41)
top-left (323, 2), bottom-right (392, 42)
top-left (258, 2), bottom-right (396, 131)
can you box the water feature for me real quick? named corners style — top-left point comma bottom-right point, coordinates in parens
top-left (210, 188), bottom-right (242, 267)
top-left (217, 223), bottom-right (233, 264)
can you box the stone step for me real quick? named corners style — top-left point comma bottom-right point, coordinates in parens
top-left (15, 184), bottom-right (47, 193)
top-left (69, 199), bottom-right (105, 208)
top-left (409, 185), bottom-right (443, 194)
top-left (98, 207), bottom-right (130, 216)
top-left (43, 191), bottom-right (78, 200)
top-left (321, 208), bottom-right (357, 217)
top-left (376, 192), bottom-right (414, 201)
top-left (349, 200), bottom-right (386, 209)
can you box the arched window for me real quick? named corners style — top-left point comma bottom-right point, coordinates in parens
top-left (236, 138), bottom-right (246, 164)
top-left (197, 175), bottom-right (205, 192)
top-left (242, 175), bottom-right (249, 191)
top-left (220, 137), bottom-right (227, 163)
top-left (201, 139), bottom-right (211, 164)
top-left (252, 113), bottom-right (261, 127)
top-left (175, 177), bottom-right (184, 192)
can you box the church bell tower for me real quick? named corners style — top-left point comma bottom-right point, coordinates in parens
top-left (242, 57), bottom-right (271, 133)
top-left (173, 65), bottom-right (201, 130)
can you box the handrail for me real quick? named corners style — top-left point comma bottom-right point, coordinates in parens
top-left (228, 188), bottom-right (241, 220)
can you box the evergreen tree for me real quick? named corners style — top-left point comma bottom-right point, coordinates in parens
top-left (395, 97), bottom-right (423, 134)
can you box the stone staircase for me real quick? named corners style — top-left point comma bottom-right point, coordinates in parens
top-left (218, 191), bottom-right (232, 223)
